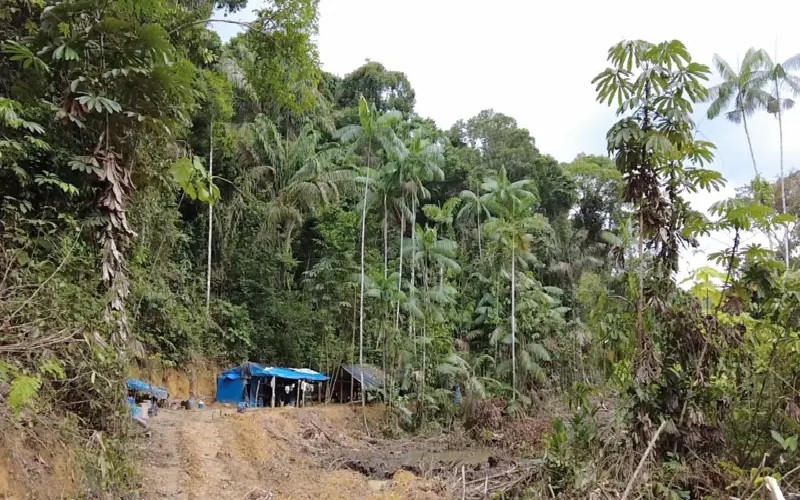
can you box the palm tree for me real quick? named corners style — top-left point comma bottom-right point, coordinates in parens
top-left (282, 129), bottom-right (358, 212)
top-left (218, 46), bottom-right (261, 123)
top-left (239, 118), bottom-right (353, 250)
top-left (764, 52), bottom-right (800, 267)
top-left (336, 97), bottom-right (404, 406)
top-left (364, 270), bottom-right (405, 403)
top-left (707, 48), bottom-right (772, 177)
top-left (482, 167), bottom-right (539, 400)
top-left (377, 157), bottom-right (413, 331)
top-left (407, 224), bottom-right (460, 422)
top-left (396, 131), bottom-right (445, 352)
top-left (373, 151), bottom-right (410, 281)
top-left (458, 180), bottom-right (491, 259)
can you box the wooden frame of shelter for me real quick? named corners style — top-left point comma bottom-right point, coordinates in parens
top-left (325, 364), bottom-right (386, 404)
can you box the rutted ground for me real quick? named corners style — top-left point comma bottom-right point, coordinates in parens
top-left (137, 404), bottom-right (551, 499)
top-left (138, 406), bottom-right (451, 499)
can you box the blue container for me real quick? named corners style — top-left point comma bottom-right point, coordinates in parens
top-left (131, 406), bottom-right (142, 419)
top-left (198, 401), bottom-right (205, 410)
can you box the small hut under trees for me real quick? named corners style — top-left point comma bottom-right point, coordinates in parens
top-left (327, 364), bottom-right (386, 403)
top-left (216, 362), bottom-right (329, 407)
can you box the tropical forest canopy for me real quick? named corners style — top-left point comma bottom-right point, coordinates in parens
top-left (4, 0), bottom-right (800, 497)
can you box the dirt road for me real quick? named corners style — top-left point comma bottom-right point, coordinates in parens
top-left (137, 406), bottom-right (449, 500)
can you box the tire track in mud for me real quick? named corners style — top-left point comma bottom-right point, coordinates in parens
top-left (140, 409), bottom-right (260, 500)
top-left (139, 411), bottom-right (189, 499)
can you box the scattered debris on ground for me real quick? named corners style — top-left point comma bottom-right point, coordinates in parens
top-left (138, 404), bottom-right (550, 499)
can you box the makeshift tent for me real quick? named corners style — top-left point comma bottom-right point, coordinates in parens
top-left (341, 364), bottom-right (384, 390)
top-left (216, 363), bottom-right (329, 406)
top-left (328, 364), bottom-right (385, 403)
top-left (216, 369), bottom-right (247, 403)
top-left (126, 378), bottom-right (168, 400)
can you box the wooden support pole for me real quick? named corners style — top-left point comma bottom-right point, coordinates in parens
top-left (620, 421), bottom-right (667, 500)
top-left (270, 377), bottom-right (275, 408)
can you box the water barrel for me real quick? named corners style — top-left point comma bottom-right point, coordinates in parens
top-left (186, 399), bottom-right (196, 410)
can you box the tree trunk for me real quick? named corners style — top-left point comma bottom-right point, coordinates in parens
top-left (421, 257), bottom-right (428, 425)
top-left (742, 114), bottom-right (776, 250)
top-left (408, 195), bottom-right (417, 357)
top-left (358, 139), bottom-right (372, 409)
top-left (477, 185), bottom-right (483, 260)
top-left (777, 83), bottom-right (790, 268)
top-left (351, 289), bottom-right (356, 403)
top-left (206, 122), bottom-right (214, 314)
top-left (477, 218), bottom-right (483, 260)
top-left (635, 211), bottom-right (645, 381)
top-left (742, 113), bottom-right (760, 178)
top-left (395, 196), bottom-right (406, 330)
top-left (510, 249), bottom-right (517, 402)
top-left (383, 192), bottom-right (388, 279)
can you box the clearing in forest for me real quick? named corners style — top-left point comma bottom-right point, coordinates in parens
top-left (137, 405), bottom-right (542, 499)
top-left (137, 405), bottom-right (437, 499)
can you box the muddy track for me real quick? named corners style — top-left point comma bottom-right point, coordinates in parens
top-left (139, 410), bottom-right (265, 499)
top-left (136, 406), bottom-right (452, 499)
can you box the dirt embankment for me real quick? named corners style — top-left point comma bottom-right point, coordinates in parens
top-left (131, 359), bottom-right (220, 401)
top-left (138, 404), bottom-right (547, 500)
top-left (0, 427), bottom-right (81, 500)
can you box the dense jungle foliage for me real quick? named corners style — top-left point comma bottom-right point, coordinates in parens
top-left (3, 0), bottom-right (800, 497)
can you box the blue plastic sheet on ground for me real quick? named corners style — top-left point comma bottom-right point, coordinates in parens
top-left (126, 378), bottom-right (169, 399)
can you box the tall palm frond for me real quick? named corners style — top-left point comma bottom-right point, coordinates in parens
top-left (707, 48), bottom-right (772, 176)
top-left (764, 52), bottom-right (800, 266)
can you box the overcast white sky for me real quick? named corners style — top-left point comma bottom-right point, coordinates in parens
top-left (215, 0), bottom-right (800, 281)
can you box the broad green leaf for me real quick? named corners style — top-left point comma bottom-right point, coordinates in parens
top-left (9, 375), bottom-right (41, 412)
top-left (771, 429), bottom-right (784, 446)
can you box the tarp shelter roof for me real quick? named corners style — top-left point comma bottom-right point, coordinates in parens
top-left (290, 368), bottom-right (329, 381)
top-left (341, 364), bottom-right (385, 391)
top-left (126, 378), bottom-right (168, 399)
top-left (220, 363), bottom-right (330, 382)
top-left (221, 362), bottom-right (274, 380)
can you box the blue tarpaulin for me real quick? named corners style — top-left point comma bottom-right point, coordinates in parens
top-left (220, 363), bottom-right (329, 382)
top-left (126, 378), bottom-right (169, 400)
top-left (216, 376), bottom-right (246, 403)
top-left (216, 362), bottom-right (330, 404)
top-left (289, 368), bottom-right (329, 382)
